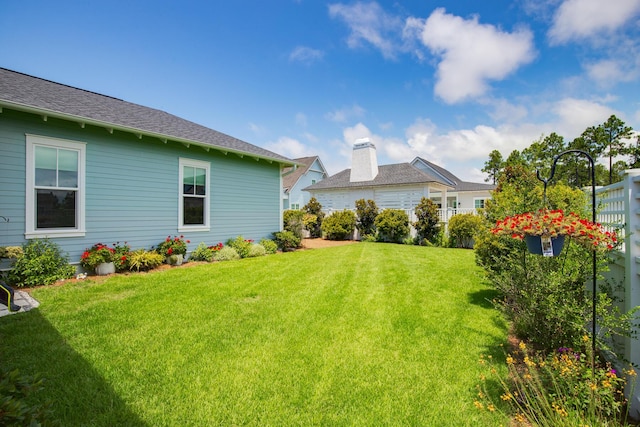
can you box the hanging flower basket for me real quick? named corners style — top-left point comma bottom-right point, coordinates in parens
top-left (491, 209), bottom-right (618, 252)
top-left (524, 234), bottom-right (565, 257)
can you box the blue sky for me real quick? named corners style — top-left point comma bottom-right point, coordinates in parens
top-left (2, 0), bottom-right (639, 181)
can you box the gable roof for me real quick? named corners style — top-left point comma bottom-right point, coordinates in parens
top-left (412, 157), bottom-right (496, 192)
top-left (282, 156), bottom-right (327, 193)
top-left (0, 68), bottom-right (293, 165)
top-left (304, 162), bottom-right (454, 191)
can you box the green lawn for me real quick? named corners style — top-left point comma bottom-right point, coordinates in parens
top-left (1, 243), bottom-right (508, 426)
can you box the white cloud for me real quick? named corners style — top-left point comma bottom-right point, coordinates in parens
top-left (325, 104), bottom-right (366, 123)
top-left (328, 2), bottom-right (403, 59)
top-left (416, 8), bottom-right (536, 104)
top-left (248, 122), bottom-right (267, 136)
top-left (585, 59), bottom-right (639, 87)
top-left (551, 98), bottom-right (616, 137)
top-left (289, 46), bottom-right (324, 65)
top-left (295, 112), bottom-right (307, 127)
top-left (548, 0), bottom-right (640, 45)
top-left (264, 136), bottom-right (315, 159)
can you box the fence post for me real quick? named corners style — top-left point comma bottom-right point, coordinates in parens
top-left (622, 170), bottom-right (640, 417)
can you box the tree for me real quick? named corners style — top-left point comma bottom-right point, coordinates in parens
top-left (521, 133), bottom-right (566, 178)
top-left (481, 149), bottom-right (504, 184)
top-left (302, 197), bottom-right (324, 238)
top-left (601, 115), bottom-right (634, 184)
top-left (355, 199), bottom-right (378, 237)
top-left (374, 209), bottom-right (409, 243)
top-left (413, 197), bottom-right (440, 244)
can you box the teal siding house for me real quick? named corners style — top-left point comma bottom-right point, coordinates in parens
top-left (0, 68), bottom-right (295, 265)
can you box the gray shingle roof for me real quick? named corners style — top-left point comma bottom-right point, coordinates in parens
top-left (0, 68), bottom-right (293, 164)
top-left (413, 157), bottom-right (495, 192)
top-left (282, 156), bottom-right (319, 192)
top-left (304, 163), bottom-right (454, 191)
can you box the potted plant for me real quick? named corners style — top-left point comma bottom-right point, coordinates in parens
top-left (80, 243), bottom-right (116, 275)
top-left (156, 235), bottom-right (190, 265)
top-left (491, 209), bottom-right (618, 256)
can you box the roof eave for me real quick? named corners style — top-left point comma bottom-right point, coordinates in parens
top-left (0, 100), bottom-right (296, 166)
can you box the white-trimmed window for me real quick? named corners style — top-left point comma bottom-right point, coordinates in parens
top-left (474, 198), bottom-right (487, 209)
top-left (179, 158), bottom-right (210, 231)
top-left (26, 135), bottom-right (86, 238)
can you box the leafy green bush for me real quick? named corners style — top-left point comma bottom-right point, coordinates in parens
top-left (213, 246), bottom-right (240, 261)
top-left (128, 249), bottom-right (164, 272)
top-left (355, 199), bottom-right (378, 237)
top-left (374, 209), bottom-right (410, 243)
top-left (413, 197), bottom-right (440, 244)
top-left (0, 367), bottom-right (55, 426)
top-left (8, 239), bottom-right (75, 287)
top-left (226, 236), bottom-right (253, 258)
top-left (321, 210), bottom-right (356, 240)
top-left (259, 239), bottom-right (278, 254)
top-left (189, 242), bottom-right (215, 262)
top-left (112, 242), bottom-right (131, 272)
top-left (247, 244), bottom-right (266, 257)
top-left (283, 210), bottom-right (305, 240)
top-left (302, 197), bottom-right (324, 238)
top-left (273, 231), bottom-right (301, 251)
top-left (448, 213), bottom-right (484, 248)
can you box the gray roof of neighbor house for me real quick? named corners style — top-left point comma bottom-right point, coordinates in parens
top-left (282, 156), bottom-right (326, 193)
top-left (0, 67), bottom-right (294, 164)
top-left (304, 162), bottom-right (455, 191)
top-left (412, 157), bottom-right (496, 192)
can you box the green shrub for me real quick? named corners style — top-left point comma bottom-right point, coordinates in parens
top-left (361, 234), bottom-right (377, 243)
top-left (213, 246), bottom-right (240, 261)
top-left (189, 242), bottom-right (215, 262)
top-left (321, 210), bottom-right (356, 240)
top-left (8, 239), bottom-right (75, 287)
top-left (283, 210), bottom-right (305, 240)
top-left (128, 249), bottom-right (164, 272)
top-left (302, 197), bottom-right (324, 238)
top-left (112, 242), bottom-right (131, 272)
top-left (374, 209), bottom-right (410, 243)
top-left (273, 231), bottom-right (301, 251)
top-left (413, 197), bottom-right (440, 244)
top-left (259, 238), bottom-right (278, 254)
top-left (247, 244), bottom-right (266, 258)
top-left (0, 367), bottom-right (55, 426)
top-left (226, 236), bottom-right (253, 258)
top-left (447, 213), bottom-right (484, 248)
top-left (355, 199), bottom-right (378, 237)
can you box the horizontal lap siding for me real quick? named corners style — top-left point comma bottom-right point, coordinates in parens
top-left (0, 110), bottom-right (282, 264)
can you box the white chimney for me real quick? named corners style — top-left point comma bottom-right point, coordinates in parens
top-left (350, 138), bottom-right (378, 182)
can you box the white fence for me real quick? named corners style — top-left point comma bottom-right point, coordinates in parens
top-left (596, 170), bottom-right (640, 417)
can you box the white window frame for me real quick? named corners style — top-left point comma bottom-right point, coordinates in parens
top-left (25, 134), bottom-right (86, 239)
top-left (474, 198), bottom-right (487, 209)
top-left (178, 158), bottom-right (210, 232)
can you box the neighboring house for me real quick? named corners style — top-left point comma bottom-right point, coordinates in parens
top-left (0, 68), bottom-right (295, 265)
top-left (304, 138), bottom-right (494, 222)
top-left (282, 156), bottom-right (328, 210)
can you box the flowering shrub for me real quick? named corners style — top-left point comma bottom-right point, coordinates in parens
top-left (112, 242), bottom-right (130, 272)
top-left (476, 339), bottom-right (637, 426)
top-left (80, 243), bottom-right (116, 269)
top-left (189, 242), bottom-right (223, 262)
top-left (156, 235), bottom-right (190, 257)
top-left (226, 236), bottom-right (254, 258)
top-left (492, 209), bottom-right (618, 250)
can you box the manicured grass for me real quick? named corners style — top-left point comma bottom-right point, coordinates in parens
top-left (1, 243), bottom-right (508, 426)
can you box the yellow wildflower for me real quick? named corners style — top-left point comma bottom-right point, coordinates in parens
top-left (583, 335), bottom-right (590, 343)
top-left (501, 392), bottom-right (513, 401)
top-left (515, 413), bottom-right (526, 423)
top-left (474, 400), bottom-right (484, 410)
top-left (519, 341), bottom-right (526, 351)
top-left (487, 404), bottom-right (496, 412)
top-left (506, 355), bottom-right (515, 365)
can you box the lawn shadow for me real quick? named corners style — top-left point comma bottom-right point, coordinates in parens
top-left (0, 309), bottom-right (147, 426)
top-left (467, 288), bottom-right (500, 310)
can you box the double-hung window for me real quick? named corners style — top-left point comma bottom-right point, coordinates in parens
top-left (179, 158), bottom-right (210, 231)
top-left (474, 198), bottom-right (487, 209)
top-left (26, 135), bottom-right (86, 238)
